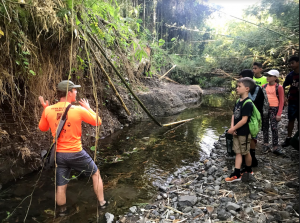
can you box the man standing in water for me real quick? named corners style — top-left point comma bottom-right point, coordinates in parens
top-left (253, 62), bottom-right (268, 86)
top-left (39, 80), bottom-right (107, 216)
top-left (282, 56), bottom-right (299, 147)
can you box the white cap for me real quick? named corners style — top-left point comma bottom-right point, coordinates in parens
top-left (265, 70), bottom-right (279, 77)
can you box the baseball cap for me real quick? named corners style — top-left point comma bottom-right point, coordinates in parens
top-left (265, 70), bottom-right (279, 77)
top-left (57, 80), bottom-right (81, 92)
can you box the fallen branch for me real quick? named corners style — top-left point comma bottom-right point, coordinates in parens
top-left (159, 65), bottom-right (177, 80)
top-left (164, 206), bottom-right (184, 215)
top-left (163, 118), bottom-right (194, 127)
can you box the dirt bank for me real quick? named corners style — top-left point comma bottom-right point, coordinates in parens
top-left (0, 77), bottom-right (202, 185)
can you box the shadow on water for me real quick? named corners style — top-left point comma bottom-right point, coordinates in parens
top-left (0, 94), bottom-right (235, 222)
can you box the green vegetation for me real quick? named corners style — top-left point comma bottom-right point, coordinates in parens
top-left (0, 0), bottom-right (298, 117)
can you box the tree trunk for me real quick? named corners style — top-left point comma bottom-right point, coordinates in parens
top-left (153, 0), bottom-right (158, 40)
top-left (143, 0), bottom-right (145, 28)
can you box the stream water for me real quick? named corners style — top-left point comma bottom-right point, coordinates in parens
top-left (0, 94), bottom-right (235, 223)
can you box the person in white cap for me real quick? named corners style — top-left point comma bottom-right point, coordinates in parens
top-left (261, 70), bottom-right (285, 155)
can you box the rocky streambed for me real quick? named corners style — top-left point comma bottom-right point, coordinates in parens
top-left (110, 112), bottom-right (299, 223)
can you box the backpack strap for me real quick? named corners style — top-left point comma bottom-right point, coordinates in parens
top-left (243, 99), bottom-right (253, 107)
top-left (263, 83), bottom-right (268, 89)
top-left (276, 83), bottom-right (279, 101)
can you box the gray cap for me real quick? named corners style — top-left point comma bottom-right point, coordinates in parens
top-left (57, 80), bottom-right (81, 92)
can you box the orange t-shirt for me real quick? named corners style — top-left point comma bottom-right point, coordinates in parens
top-left (266, 84), bottom-right (279, 107)
top-left (39, 102), bottom-right (102, 153)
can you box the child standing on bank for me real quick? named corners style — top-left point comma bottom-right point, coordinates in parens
top-left (253, 62), bottom-right (268, 86)
top-left (226, 77), bottom-right (255, 182)
top-left (262, 70), bottom-right (285, 155)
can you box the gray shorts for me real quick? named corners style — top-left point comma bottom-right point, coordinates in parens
top-left (56, 150), bottom-right (98, 186)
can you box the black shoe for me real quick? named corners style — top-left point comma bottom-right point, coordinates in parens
top-left (98, 201), bottom-right (109, 209)
top-left (58, 204), bottom-right (68, 217)
top-left (273, 147), bottom-right (284, 155)
top-left (262, 145), bottom-right (271, 153)
top-left (282, 138), bottom-right (291, 147)
top-left (251, 156), bottom-right (258, 167)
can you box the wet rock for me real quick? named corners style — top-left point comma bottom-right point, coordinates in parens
top-left (226, 202), bottom-right (241, 211)
top-left (105, 212), bottom-right (114, 223)
top-left (178, 195), bottom-right (197, 207)
top-left (159, 186), bottom-right (168, 192)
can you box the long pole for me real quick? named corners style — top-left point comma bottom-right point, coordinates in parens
top-left (83, 30), bottom-right (163, 127)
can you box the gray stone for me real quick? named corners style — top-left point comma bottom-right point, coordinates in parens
top-left (172, 197), bottom-right (178, 202)
top-left (162, 193), bottom-right (168, 199)
top-left (192, 207), bottom-right (203, 217)
top-left (105, 213), bottom-right (114, 223)
top-left (169, 216), bottom-right (175, 220)
top-left (152, 210), bottom-right (160, 216)
top-left (207, 176), bottom-right (214, 182)
top-left (129, 206), bottom-right (137, 213)
top-left (258, 213), bottom-right (266, 223)
top-left (205, 161), bottom-right (212, 168)
top-left (215, 186), bottom-right (220, 194)
top-left (183, 207), bottom-right (192, 213)
top-left (208, 165), bottom-right (218, 175)
top-left (245, 207), bottom-right (252, 214)
top-left (229, 210), bottom-right (237, 216)
top-left (157, 195), bottom-right (162, 200)
top-left (279, 211), bottom-right (290, 220)
top-left (178, 195), bottom-right (198, 207)
top-left (226, 202), bottom-right (241, 211)
top-left (217, 209), bottom-right (230, 221)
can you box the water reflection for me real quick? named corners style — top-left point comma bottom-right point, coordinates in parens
top-left (0, 94), bottom-right (235, 222)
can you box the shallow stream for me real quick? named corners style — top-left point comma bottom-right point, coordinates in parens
top-left (0, 94), bottom-right (235, 222)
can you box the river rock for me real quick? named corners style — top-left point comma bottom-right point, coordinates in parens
top-left (183, 206), bottom-right (192, 213)
top-left (208, 165), bottom-right (218, 175)
top-left (178, 195), bottom-right (198, 207)
top-left (105, 212), bottom-right (114, 223)
top-left (157, 195), bottom-right (162, 200)
top-left (217, 209), bottom-right (230, 220)
top-left (226, 202), bottom-right (241, 211)
top-left (129, 206), bottom-right (137, 213)
top-left (279, 211), bottom-right (290, 220)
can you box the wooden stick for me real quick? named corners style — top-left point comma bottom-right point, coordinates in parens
top-left (164, 206), bottom-right (184, 215)
top-left (87, 41), bottom-right (131, 116)
top-left (163, 118), bottom-right (194, 127)
top-left (159, 65), bottom-right (177, 80)
top-left (154, 74), bottom-right (179, 84)
top-left (84, 30), bottom-right (163, 127)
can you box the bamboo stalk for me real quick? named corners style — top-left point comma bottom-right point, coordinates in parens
top-left (82, 29), bottom-right (162, 127)
top-left (163, 118), bottom-right (194, 127)
top-left (159, 65), bottom-right (177, 80)
top-left (85, 40), bottom-right (131, 116)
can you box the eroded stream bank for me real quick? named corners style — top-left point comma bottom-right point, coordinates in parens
top-left (0, 93), bottom-right (235, 222)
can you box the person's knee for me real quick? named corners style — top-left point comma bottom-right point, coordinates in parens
top-left (57, 185), bottom-right (68, 193)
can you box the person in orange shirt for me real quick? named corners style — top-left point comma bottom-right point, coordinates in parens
top-left (261, 70), bottom-right (285, 155)
top-left (39, 80), bottom-right (106, 216)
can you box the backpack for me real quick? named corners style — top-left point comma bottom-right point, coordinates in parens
top-left (236, 99), bottom-right (262, 138)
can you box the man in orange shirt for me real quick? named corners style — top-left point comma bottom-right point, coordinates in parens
top-left (39, 80), bottom-right (106, 216)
